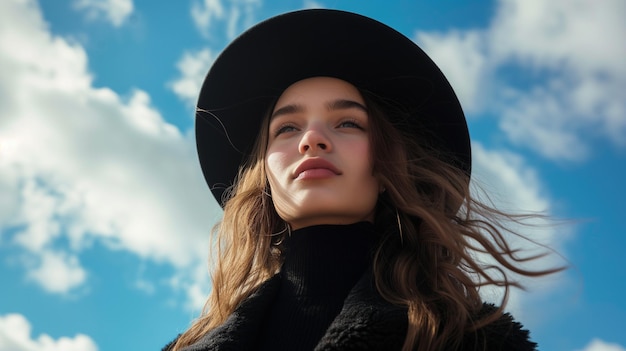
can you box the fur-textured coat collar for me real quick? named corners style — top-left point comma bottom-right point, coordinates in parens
top-left (165, 273), bottom-right (537, 351)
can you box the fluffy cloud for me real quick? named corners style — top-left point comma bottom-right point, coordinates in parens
top-left (416, 0), bottom-right (626, 161)
top-left (192, 0), bottom-right (226, 37)
top-left (25, 250), bottom-right (87, 294)
top-left (417, 30), bottom-right (491, 114)
top-left (169, 49), bottom-right (216, 106)
top-left (471, 142), bottom-right (550, 214)
top-left (174, 0), bottom-right (263, 105)
top-left (489, 0), bottom-right (625, 75)
top-left (579, 339), bottom-right (626, 351)
top-left (0, 314), bottom-right (98, 351)
top-left (73, 0), bottom-right (134, 27)
top-left (191, 0), bottom-right (261, 39)
top-left (0, 0), bottom-right (217, 297)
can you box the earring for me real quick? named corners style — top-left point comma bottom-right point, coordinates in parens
top-left (395, 208), bottom-right (404, 245)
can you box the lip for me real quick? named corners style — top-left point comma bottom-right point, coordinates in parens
top-left (293, 158), bottom-right (342, 179)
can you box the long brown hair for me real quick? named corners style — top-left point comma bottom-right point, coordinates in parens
top-left (172, 89), bottom-right (561, 351)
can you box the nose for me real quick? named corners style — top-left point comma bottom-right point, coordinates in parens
top-left (298, 127), bottom-right (332, 154)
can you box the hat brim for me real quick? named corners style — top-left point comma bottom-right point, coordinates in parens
top-left (196, 9), bottom-right (470, 207)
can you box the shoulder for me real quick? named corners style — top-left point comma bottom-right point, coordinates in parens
top-left (460, 303), bottom-right (537, 351)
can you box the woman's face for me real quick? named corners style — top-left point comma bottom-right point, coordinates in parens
top-left (265, 77), bottom-right (380, 230)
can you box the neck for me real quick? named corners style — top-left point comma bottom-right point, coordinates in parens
top-left (280, 221), bottom-right (376, 296)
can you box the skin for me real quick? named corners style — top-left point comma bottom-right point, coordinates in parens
top-left (265, 77), bottom-right (380, 230)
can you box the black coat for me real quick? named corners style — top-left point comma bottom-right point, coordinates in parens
top-left (164, 272), bottom-right (537, 351)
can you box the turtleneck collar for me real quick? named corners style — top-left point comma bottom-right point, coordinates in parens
top-left (279, 221), bottom-right (376, 297)
top-left (255, 221), bottom-right (378, 350)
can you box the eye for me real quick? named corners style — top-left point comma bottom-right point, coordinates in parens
top-left (337, 119), bottom-right (364, 130)
top-left (273, 123), bottom-right (298, 137)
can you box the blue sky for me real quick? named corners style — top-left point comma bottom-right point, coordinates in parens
top-left (0, 0), bottom-right (624, 350)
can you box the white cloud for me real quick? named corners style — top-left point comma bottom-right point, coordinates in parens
top-left (168, 262), bottom-right (213, 311)
top-left (179, 0), bottom-right (292, 110)
top-left (489, 0), bottom-right (626, 76)
top-left (498, 81), bottom-right (592, 161)
top-left (25, 250), bottom-right (87, 294)
top-left (0, 314), bottom-right (98, 351)
top-left (12, 179), bottom-right (62, 252)
top-left (236, 0), bottom-right (262, 36)
top-left (191, 0), bottom-right (261, 39)
top-left (73, 0), bottom-right (133, 27)
top-left (471, 142), bottom-right (550, 213)
top-left (470, 142), bottom-right (571, 321)
top-left (226, 3), bottom-right (243, 40)
top-left (192, 0), bottom-right (226, 37)
top-left (183, 0), bottom-right (263, 115)
top-left (416, 0), bottom-right (626, 161)
top-left (416, 30), bottom-right (490, 114)
top-left (0, 0), bottom-right (217, 297)
top-left (169, 49), bottom-right (215, 106)
top-left (303, 0), bottom-right (324, 9)
top-left (579, 339), bottom-right (626, 351)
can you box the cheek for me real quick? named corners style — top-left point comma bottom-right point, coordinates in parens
top-left (265, 152), bottom-right (286, 175)
top-left (265, 151), bottom-right (292, 220)
top-left (357, 142), bottom-right (379, 193)
top-left (265, 151), bottom-right (289, 188)
top-left (353, 141), bottom-right (374, 173)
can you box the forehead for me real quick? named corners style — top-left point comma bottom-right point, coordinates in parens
top-left (274, 77), bottom-right (364, 108)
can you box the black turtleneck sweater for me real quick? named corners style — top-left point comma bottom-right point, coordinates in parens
top-left (256, 221), bottom-right (377, 350)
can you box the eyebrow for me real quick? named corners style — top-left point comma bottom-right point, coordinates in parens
top-left (271, 99), bottom-right (368, 119)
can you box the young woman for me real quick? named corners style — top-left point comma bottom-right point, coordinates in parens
top-left (164, 9), bottom-right (560, 351)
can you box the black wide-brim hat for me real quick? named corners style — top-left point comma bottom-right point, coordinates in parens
top-left (196, 9), bottom-right (470, 207)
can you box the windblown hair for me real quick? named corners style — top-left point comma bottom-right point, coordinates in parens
top-left (172, 91), bottom-right (561, 351)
